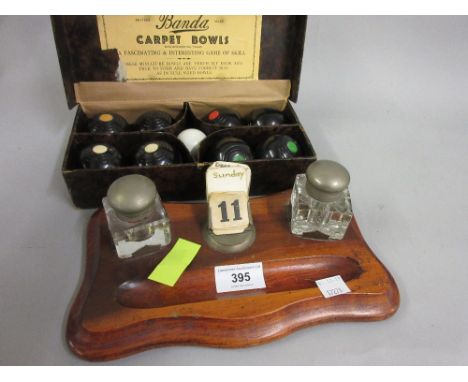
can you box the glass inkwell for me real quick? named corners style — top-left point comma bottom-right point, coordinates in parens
top-left (102, 174), bottom-right (171, 258)
top-left (290, 160), bottom-right (353, 240)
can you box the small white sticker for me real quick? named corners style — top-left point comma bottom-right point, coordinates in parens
top-left (316, 275), bottom-right (351, 298)
top-left (214, 262), bottom-right (266, 293)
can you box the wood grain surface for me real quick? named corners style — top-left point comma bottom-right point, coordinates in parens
top-left (66, 190), bottom-right (399, 361)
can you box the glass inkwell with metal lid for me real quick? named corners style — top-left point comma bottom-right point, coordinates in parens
top-left (102, 174), bottom-right (171, 258)
top-left (290, 160), bottom-right (353, 240)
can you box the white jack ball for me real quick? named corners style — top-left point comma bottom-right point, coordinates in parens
top-left (177, 128), bottom-right (207, 158)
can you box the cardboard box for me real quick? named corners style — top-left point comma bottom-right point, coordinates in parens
top-left (52, 15), bottom-right (316, 208)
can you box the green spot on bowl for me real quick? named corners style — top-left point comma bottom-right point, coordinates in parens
top-left (287, 141), bottom-right (299, 154)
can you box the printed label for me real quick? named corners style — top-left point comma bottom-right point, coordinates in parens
top-left (214, 262), bottom-right (266, 293)
top-left (315, 275), bottom-right (351, 299)
top-left (96, 15), bottom-right (262, 81)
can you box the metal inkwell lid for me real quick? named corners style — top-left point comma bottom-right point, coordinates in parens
top-left (107, 174), bottom-right (157, 220)
top-left (305, 160), bottom-right (350, 202)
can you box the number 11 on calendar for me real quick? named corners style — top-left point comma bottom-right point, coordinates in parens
top-left (206, 162), bottom-right (252, 236)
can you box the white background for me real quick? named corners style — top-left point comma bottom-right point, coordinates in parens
top-left (0, 16), bottom-right (467, 365)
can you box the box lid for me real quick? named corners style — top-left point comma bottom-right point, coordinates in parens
top-left (51, 16), bottom-right (307, 109)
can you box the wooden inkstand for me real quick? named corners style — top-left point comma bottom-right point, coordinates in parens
top-left (52, 16), bottom-right (399, 361)
top-left (67, 190), bottom-right (399, 361)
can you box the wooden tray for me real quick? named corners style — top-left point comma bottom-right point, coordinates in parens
top-left (66, 190), bottom-right (399, 361)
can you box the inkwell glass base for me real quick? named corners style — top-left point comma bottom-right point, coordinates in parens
top-left (103, 197), bottom-right (171, 259)
top-left (290, 174), bottom-right (353, 240)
